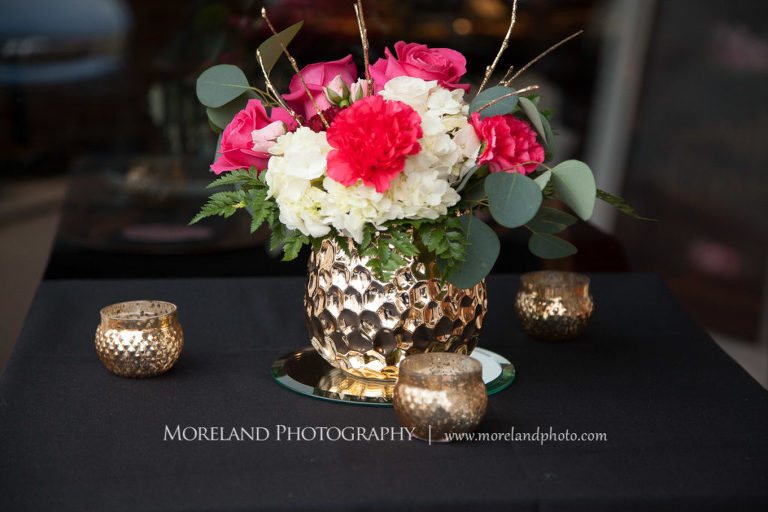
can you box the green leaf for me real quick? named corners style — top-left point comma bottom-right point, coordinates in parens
top-left (196, 64), bottom-right (252, 108)
top-left (533, 170), bottom-right (551, 190)
top-left (550, 160), bottom-right (596, 220)
top-left (540, 115), bottom-right (556, 159)
top-left (206, 168), bottom-right (258, 189)
top-left (256, 21), bottom-right (304, 77)
top-left (212, 132), bottom-right (223, 165)
top-left (206, 89), bottom-right (259, 130)
top-left (282, 231), bottom-right (309, 261)
top-left (208, 118), bottom-right (223, 135)
top-left (447, 215), bottom-right (500, 289)
top-left (270, 223), bottom-right (287, 251)
top-left (527, 207), bottom-right (577, 234)
top-left (190, 190), bottom-right (248, 224)
top-left (460, 179), bottom-right (487, 208)
top-left (518, 96), bottom-right (547, 144)
top-left (528, 232), bottom-right (577, 259)
top-left (469, 86), bottom-right (518, 119)
top-left (485, 172), bottom-right (542, 228)
top-left (387, 229), bottom-right (419, 257)
top-left (456, 164), bottom-right (485, 193)
top-left (597, 189), bottom-right (657, 221)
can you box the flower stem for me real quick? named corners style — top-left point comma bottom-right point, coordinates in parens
top-left (261, 7), bottom-right (328, 128)
top-left (476, 0), bottom-right (518, 96)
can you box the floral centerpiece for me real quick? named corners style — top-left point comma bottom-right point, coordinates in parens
top-left (192, 1), bottom-right (640, 379)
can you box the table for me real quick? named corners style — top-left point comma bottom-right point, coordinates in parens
top-left (1, 275), bottom-right (766, 511)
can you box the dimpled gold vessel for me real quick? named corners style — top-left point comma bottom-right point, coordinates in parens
top-left (304, 237), bottom-right (487, 381)
top-left (95, 300), bottom-right (183, 377)
top-left (394, 353), bottom-right (487, 442)
top-left (514, 271), bottom-right (593, 341)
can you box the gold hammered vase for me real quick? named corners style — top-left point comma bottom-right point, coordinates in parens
top-left (304, 237), bottom-right (487, 381)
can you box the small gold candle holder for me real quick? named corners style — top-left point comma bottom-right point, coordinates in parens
top-left (95, 300), bottom-right (183, 378)
top-left (514, 271), bottom-right (593, 341)
top-left (393, 353), bottom-right (487, 442)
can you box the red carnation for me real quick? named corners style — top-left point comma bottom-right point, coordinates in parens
top-left (325, 95), bottom-right (422, 193)
top-left (306, 106), bottom-right (344, 133)
top-left (469, 112), bottom-right (545, 175)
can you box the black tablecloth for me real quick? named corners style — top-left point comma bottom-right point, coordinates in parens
top-left (1, 275), bottom-right (766, 511)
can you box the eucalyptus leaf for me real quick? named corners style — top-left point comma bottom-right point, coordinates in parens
top-left (518, 96), bottom-right (547, 144)
top-left (456, 165), bottom-right (480, 193)
top-left (528, 232), bottom-right (577, 259)
top-left (459, 178), bottom-right (487, 210)
top-left (447, 215), bottom-right (500, 289)
top-left (196, 64), bottom-right (252, 108)
top-left (533, 170), bottom-right (551, 190)
top-left (211, 132), bottom-right (223, 166)
top-left (540, 115), bottom-right (556, 157)
top-left (527, 207), bottom-right (577, 234)
top-left (469, 85), bottom-right (518, 119)
top-left (208, 118), bottom-right (223, 135)
top-left (206, 89), bottom-right (259, 130)
top-left (256, 21), bottom-right (304, 76)
top-left (550, 160), bottom-right (596, 220)
top-left (485, 172), bottom-right (542, 228)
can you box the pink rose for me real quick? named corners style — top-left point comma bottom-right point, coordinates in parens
top-left (211, 99), bottom-right (296, 175)
top-left (469, 112), bottom-right (545, 175)
top-left (370, 41), bottom-right (470, 94)
top-left (282, 55), bottom-right (357, 119)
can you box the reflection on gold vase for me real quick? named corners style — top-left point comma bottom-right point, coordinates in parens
top-left (304, 237), bottom-right (487, 381)
top-left (317, 369), bottom-right (395, 403)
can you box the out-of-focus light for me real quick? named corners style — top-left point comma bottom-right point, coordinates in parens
top-left (470, 0), bottom-right (506, 19)
top-left (452, 18), bottom-right (473, 36)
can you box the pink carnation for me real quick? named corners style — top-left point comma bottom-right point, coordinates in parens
top-left (211, 99), bottom-right (296, 175)
top-left (370, 41), bottom-right (470, 93)
top-left (469, 112), bottom-right (545, 174)
top-left (282, 55), bottom-right (357, 120)
top-left (326, 95), bottom-right (422, 193)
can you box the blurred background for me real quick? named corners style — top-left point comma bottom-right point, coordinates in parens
top-left (0, 0), bottom-right (766, 386)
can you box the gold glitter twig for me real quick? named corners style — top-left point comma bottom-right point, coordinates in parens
top-left (503, 30), bottom-right (584, 84)
top-left (256, 48), bottom-right (302, 126)
top-left (354, 0), bottom-right (374, 95)
top-left (499, 65), bottom-right (515, 85)
top-left (476, 0), bottom-right (518, 95)
top-left (476, 84), bottom-right (539, 113)
top-left (261, 7), bottom-right (328, 128)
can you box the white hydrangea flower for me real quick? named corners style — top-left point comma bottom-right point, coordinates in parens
top-left (322, 178), bottom-right (399, 243)
top-left (388, 167), bottom-right (461, 220)
top-left (265, 127), bottom-right (333, 238)
top-left (380, 76), bottom-right (437, 113)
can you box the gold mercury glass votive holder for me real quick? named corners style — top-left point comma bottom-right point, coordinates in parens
top-left (514, 271), bottom-right (594, 341)
top-left (393, 353), bottom-right (487, 442)
top-left (95, 300), bottom-right (183, 378)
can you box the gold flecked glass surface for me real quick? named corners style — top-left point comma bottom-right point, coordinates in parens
top-left (304, 237), bottom-right (487, 381)
top-left (514, 271), bottom-right (593, 341)
top-left (393, 353), bottom-right (487, 442)
top-left (95, 300), bottom-right (183, 378)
